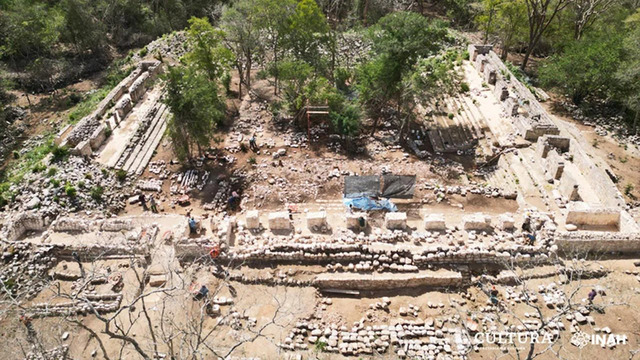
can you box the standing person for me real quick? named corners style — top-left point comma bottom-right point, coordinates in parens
top-left (490, 285), bottom-right (499, 305)
top-left (249, 134), bottom-right (258, 152)
top-left (139, 193), bottom-right (148, 211)
top-left (150, 195), bottom-right (158, 213)
top-left (588, 289), bottom-right (597, 304)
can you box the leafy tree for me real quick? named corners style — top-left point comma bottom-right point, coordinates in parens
top-left (221, 0), bottom-right (261, 96)
top-left (60, 0), bottom-right (107, 56)
top-left (494, 0), bottom-right (527, 60)
top-left (476, 0), bottom-right (502, 43)
top-left (0, 2), bottom-right (63, 60)
top-left (330, 103), bottom-right (361, 139)
top-left (521, 0), bottom-right (572, 70)
top-left (357, 12), bottom-right (451, 134)
top-left (616, 10), bottom-right (640, 133)
top-left (539, 31), bottom-right (625, 104)
top-left (285, 0), bottom-right (330, 69)
top-left (571, 0), bottom-right (620, 40)
top-left (254, 0), bottom-right (297, 95)
top-left (182, 17), bottom-right (234, 83)
top-left (163, 66), bottom-right (226, 160)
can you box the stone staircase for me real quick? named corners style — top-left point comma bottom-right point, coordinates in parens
top-left (113, 101), bottom-right (169, 175)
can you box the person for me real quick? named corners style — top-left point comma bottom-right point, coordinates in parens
top-left (490, 286), bottom-right (499, 305)
top-left (288, 208), bottom-right (294, 220)
top-left (522, 215), bottom-right (532, 233)
top-left (189, 217), bottom-right (198, 234)
top-left (358, 216), bottom-right (366, 229)
top-left (348, 204), bottom-right (354, 214)
top-left (228, 191), bottom-right (240, 211)
top-left (588, 289), bottom-right (597, 304)
top-left (525, 232), bottom-right (536, 246)
top-left (150, 195), bottom-right (158, 213)
top-left (139, 193), bottom-right (148, 211)
top-left (249, 134), bottom-right (258, 152)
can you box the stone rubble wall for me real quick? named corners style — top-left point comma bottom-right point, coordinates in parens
top-left (555, 231), bottom-right (640, 253)
top-left (0, 212), bottom-right (50, 242)
top-left (313, 271), bottom-right (463, 290)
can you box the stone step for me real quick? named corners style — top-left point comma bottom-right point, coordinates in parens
top-left (120, 103), bottom-right (167, 172)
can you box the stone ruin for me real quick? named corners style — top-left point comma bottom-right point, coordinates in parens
top-left (469, 44), bottom-right (560, 142)
top-left (56, 60), bottom-right (163, 157)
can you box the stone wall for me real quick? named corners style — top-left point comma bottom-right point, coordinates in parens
top-left (565, 206), bottom-right (620, 228)
top-left (555, 231), bottom-right (640, 254)
top-left (0, 212), bottom-right (50, 242)
top-left (313, 271), bottom-right (464, 290)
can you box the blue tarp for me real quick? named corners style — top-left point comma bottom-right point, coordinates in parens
top-left (343, 197), bottom-right (397, 212)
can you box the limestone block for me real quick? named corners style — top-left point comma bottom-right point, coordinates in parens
top-left (307, 211), bottom-right (327, 229)
top-left (385, 212), bottom-right (407, 230)
top-left (115, 95), bottom-right (132, 119)
top-left (245, 210), bottom-right (260, 229)
top-left (218, 216), bottom-right (236, 246)
top-left (347, 212), bottom-right (367, 229)
top-left (73, 140), bottom-right (93, 156)
top-left (463, 213), bottom-right (492, 231)
top-left (268, 211), bottom-right (291, 230)
top-left (149, 275), bottom-right (166, 287)
top-left (424, 213), bottom-right (446, 231)
top-left (565, 204), bottom-right (621, 228)
top-left (505, 97), bottom-right (519, 116)
top-left (497, 214), bottom-right (515, 230)
top-left (89, 123), bottom-right (109, 151)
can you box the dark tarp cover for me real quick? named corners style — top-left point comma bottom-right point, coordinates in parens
top-left (344, 176), bottom-right (380, 198)
top-left (381, 175), bottom-right (416, 199)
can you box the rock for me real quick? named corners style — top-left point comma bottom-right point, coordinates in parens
top-left (61, 332), bottom-right (69, 341)
top-left (565, 224), bottom-right (578, 231)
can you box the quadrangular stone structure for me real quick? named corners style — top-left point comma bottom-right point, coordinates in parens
top-left (346, 212), bottom-right (367, 229)
top-left (462, 213), bottom-right (492, 231)
top-left (245, 210), bottom-right (260, 229)
top-left (565, 204), bottom-right (621, 229)
top-left (385, 212), bottom-right (407, 230)
top-left (424, 213), bottom-right (446, 231)
top-left (307, 211), bottom-right (327, 230)
top-left (497, 214), bottom-right (515, 230)
top-left (268, 211), bottom-right (291, 231)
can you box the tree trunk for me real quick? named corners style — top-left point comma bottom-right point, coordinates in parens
top-left (634, 110), bottom-right (639, 135)
top-left (501, 44), bottom-right (508, 61)
top-left (245, 56), bottom-right (252, 93)
top-left (363, 0), bottom-right (370, 26)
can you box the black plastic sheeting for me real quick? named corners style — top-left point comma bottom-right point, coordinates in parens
top-left (344, 176), bottom-right (380, 198)
top-left (344, 175), bottom-right (416, 199)
top-left (381, 175), bottom-right (416, 199)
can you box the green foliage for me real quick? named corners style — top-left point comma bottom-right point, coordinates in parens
top-left (540, 31), bottom-right (625, 104)
top-left (47, 167), bottom-right (57, 177)
top-left (330, 103), bottom-right (361, 138)
top-left (90, 185), bottom-right (104, 201)
top-left (51, 145), bottom-right (69, 162)
top-left (182, 17), bottom-right (234, 82)
top-left (32, 163), bottom-right (47, 173)
top-left (50, 179), bottom-right (61, 188)
top-left (625, 183), bottom-right (635, 197)
top-left (285, 0), bottom-right (330, 66)
top-left (248, 156), bottom-right (257, 164)
top-left (163, 65), bottom-right (226, 160)
top-left (64, 182), bottom-right (77, 198)
top-left (460, 82), bottom-right (470, 93)
top-left (115, 169), bottom-right (127, 182)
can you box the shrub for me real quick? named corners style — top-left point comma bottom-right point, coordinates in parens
top-left (248, 156), bottom-right (257, 164)
top-left (47, 167), bottom-right (57, 177)
top-left (115, 169), bottom-right (127, 182)
top-left (51, 145), bottom-right (69, 162)
top-left (32, 163), bottom-right (47, 173)
top-left (85, 172), bottom-right (93, 179)
top-left (50, 179), bottom-right (61, 187)
top-left (448, 113), bottom-right (454, 119)
top-left (624, 183), bottom-right (634, 197)
top-left (460, 82), bottom-right (470, 93)
top-left (78, 180), bottom-right (85, 188)
top-left (240, 143), bottom-right (248, 152)
top-left (64, 183), bottom-right (77, 198)
top-left (90, 186), bottom-right (104, 201)
top-left (12, 151), bottom-right (19, 159)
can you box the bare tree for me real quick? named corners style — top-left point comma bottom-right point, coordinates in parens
top-left (521, 0), bottom-right (573, 70)
top-left (572, 0), bottom-right (619, 39)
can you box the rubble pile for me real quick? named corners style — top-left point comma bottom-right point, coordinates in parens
top-left (561, 100), bottom-right (640, 147)
top-left (0, 243), bottom-right (57, 300)
top-left (5, 155), bottom-right (127, 216)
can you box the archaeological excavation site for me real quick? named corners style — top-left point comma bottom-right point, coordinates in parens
top-left (2, 2), bottom-right (640, 360)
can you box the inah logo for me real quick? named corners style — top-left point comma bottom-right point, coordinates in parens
top-left (571, 332), bottom-right (590, 349)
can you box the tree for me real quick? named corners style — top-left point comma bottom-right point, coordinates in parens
top-left (60, 0), bottom-right (107, 56)
top-left (163, 66), bottom-right (226, 161)
top-left (0, 2), bottom-right (63, 61)
top-left (476, 0), bottom-right (502, 44)
top-left (221, 0), bottom-right (261, 97)
top-left (571, 0), bottom-right (619, 40)
top-left (285, 0), bottom-right (330, 70)
top-left (182, 17), bottom-right (234, 83)
top-left (616, 10), bottom-right (640, 133)
top-left (495, 0), bottom-right (528, 60)
top-left (521, 0), bottom-right (573, 70)
top-left (357, 11), bottom-right (451, 134)
top-left (539, 31), bottom-right (624, 104)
